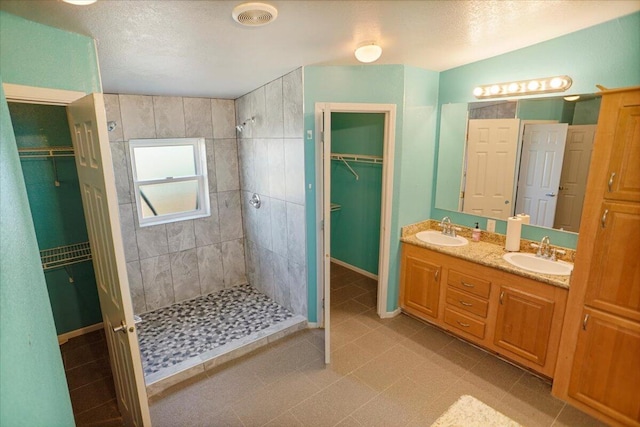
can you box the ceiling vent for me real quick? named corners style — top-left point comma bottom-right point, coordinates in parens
top-left (232, 2), bottom-right (278, 27)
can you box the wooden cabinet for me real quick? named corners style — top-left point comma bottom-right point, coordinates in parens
top-left (553, 87), bottom-right (640, 427)
top-left (400, 244), bottom-right (441, 319)
top-left (494, 286), bottom-right (554, 366)
top-left (399, 243), bottom-right (567, 378)
top-left (568, 309), bottom-right (640, 426)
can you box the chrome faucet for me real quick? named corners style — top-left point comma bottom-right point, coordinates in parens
top-left (440, 216), bottom-right (452, 236)
top-left (538, 236), bottom-right (551, 258)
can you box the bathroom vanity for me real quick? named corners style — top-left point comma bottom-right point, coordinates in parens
top-left (399, 231), bottom-right (569, 379)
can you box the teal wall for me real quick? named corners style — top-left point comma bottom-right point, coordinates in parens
top-left (0, 11), bottom-right (101, 426)
top-left (330, 113), bottom-right (384, 275)
top-left (304, 65), bottom-right (439, 319)
top-left (0, 83), bottom-right (75, 427)
top-left (9, 103), bottom-right (103, 334)
top-left (433, 12), bottom-right (640, 249)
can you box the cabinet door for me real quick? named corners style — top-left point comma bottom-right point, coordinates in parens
top-left (494, 286), bottom-right (554, 366)
top-left (605, 105), bottom-right (640, 202)
top-left (585, 201), bottom-right (640, 322)
top-left (401, 255), bottom-right (441, 319)
top-left (568, 308), bottom-right (640, 426)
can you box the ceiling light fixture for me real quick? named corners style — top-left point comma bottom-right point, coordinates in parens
top-left (473, 75), bottom-right (572, 99)
top-left (563, 95), bottom-right (581, 102)
top-left (62, 0), bottom-right (97, 5)
top-left (354, 42), bottom-right (382, 63)
top-left (232, 2), bottom-right (278, 27)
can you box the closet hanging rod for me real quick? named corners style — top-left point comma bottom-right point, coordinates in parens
top-left (330, 153), bottom-right (383, 165)
top-left (18, 146), bottom-right (75, 159)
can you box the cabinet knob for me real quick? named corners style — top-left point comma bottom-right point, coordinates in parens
top-left (456, 320), bottom-right (470, 328)
top-left (607, 172), bottom-right (616, 192)
top-left (461, 281), bottom-right (474, 288)
top-left (499, 291), bottom-right (505, 305)
top-left (459, 300), bottom-right (473, 307)
top-left (435, 270), bottom-right (439, 281)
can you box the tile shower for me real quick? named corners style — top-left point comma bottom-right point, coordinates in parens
top-left (104, 68), bottom-right (307, 384)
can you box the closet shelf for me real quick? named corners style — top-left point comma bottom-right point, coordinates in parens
top-left (40, 241), bottom-right (92, 271)
top-left (330, 153), bottom-right (383, 165)
top-left (330, 203), bottom-right (341, 212)
top-left (18, 146), bottom-right (75, 159)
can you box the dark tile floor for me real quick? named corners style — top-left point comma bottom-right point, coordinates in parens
top-left (60, 329), bottom-right (124, 427)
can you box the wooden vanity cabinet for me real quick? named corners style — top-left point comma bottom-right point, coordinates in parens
top-left (399, 243), bottom-right (441, 319)
top-left (399, 243), bottom-right (567, 378)
top-left (553, 87), bottom-right (640, 427)
top-left (494, 285), bottom-right (555, 366)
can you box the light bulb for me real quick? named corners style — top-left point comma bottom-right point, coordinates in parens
top-left (473, 87), bottom-right (484, 97)
top-left (62, 0), bottom-right (97, 4)
top-left (527, 80), bottom-right (540, 91)
top-left (355, 43), bottom-right (382, 63)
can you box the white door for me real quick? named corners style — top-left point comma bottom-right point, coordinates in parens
top-left (67, 93), bottom-right (151, 426)
top-left (515, 123), bottom-right (569, 228)
top-left (463, 119), bottom-right (520, 219)
top-left (553, 124), bottom-right (597, 231)
top-left (322, 109), bottom-right (332, 364)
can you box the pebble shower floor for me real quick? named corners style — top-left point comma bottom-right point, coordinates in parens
top-left (136, 284), bottom-right (294, 376)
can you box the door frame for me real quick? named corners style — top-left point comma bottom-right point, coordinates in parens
top-left (315, 102), bottom-right (397, 331)
top-left (4, 83), bottom-right (151, 425)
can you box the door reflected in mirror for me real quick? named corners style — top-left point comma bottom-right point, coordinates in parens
top-left (130, 138), bottom-right (210, 227)
top-left (434, 94), bottom-right (601, 232)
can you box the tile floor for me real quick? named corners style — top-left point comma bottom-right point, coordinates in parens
top-left (60, 329), bottom-right (123, 426)
top-left (137, 284), bottom-right (294, 378)
top-left (149, 262), bottom-right (607, 426)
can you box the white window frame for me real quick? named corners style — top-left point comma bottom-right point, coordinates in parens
top-left (129, 137), bottom-right (210, 227)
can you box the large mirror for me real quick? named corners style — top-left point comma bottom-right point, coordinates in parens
top-left (434, 94), bottom-right (601, 232)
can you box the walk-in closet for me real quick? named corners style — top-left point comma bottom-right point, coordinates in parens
top-left (330, 112), bottom-right (385, 289)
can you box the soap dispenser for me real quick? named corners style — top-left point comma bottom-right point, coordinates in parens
top-left (472, 222), bottom-right (481, 242)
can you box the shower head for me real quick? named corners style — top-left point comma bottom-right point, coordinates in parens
top-left (235, 116), bottom-right (255, 133)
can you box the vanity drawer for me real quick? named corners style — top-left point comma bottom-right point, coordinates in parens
top-left (448, 270), bottom-right (491, 298)
top-left (444, 308), bottom-right (486, 339)
top-left (446, 287), bottom-right (489, 318)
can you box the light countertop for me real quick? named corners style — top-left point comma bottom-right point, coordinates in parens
top-left (400, 220), bottom-right (572, 289)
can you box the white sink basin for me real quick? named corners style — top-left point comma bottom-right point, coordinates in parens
top-left (415, 230), bottom-right (468, 247)
top-left (503, 252), bottom-right (573, 276)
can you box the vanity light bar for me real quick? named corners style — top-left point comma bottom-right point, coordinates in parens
top-left (473, 76), bottom-right (573, 99)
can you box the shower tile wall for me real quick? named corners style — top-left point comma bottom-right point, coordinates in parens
top-left (104, 94), bottom-right (246, 314)
top-left (236, 68), bottom-right (307, 316)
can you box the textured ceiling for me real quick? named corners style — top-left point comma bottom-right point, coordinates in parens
top-left (1, 0), bottom-right (638, 99)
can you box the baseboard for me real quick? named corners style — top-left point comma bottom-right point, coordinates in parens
top-left (58, 322), bottom-right (103, 345)
top-left (306, 322), bottom-right (320, 328)
top-left (330, 258), bottom-right (378, 280)
top-left (379, 308), bottom-right (401, 319)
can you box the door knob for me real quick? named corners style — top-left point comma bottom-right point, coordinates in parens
top-left (545, 193), bottom-right (556, 197)
top-left (112, 320), bottom-right (133, 334)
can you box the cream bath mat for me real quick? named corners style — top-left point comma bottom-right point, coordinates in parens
top-left (431, 395), bottom-right (522, 427)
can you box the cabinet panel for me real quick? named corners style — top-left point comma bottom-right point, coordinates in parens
top-left (446, 287), bottom-right (489, 318)
top-left (606, 105), bottom-right (640, 202)
top-left (494, 286), bottom-right (554, 366)
top-left (585, 202), bottom-right (640, 322)
top-left (448, 269), bottom-right (491, 298)
top-left (568, 308), bottom-right (640, 426)
top-left (401, 253), bottom-right (441, 319)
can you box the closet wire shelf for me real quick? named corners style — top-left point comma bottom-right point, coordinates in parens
top-left (40, 242), bottom-right (92, 271)
top-left (18, 146), bottom-right (75, 158)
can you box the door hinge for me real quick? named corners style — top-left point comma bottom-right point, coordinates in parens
top-left (322, 298), bottom-right (325, 309)
top-left (321, 131), bottom-right (324, 143)
top-left (320, 219), bottom-right (324, 230)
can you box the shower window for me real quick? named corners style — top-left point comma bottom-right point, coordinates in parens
top-left (129, 138), bottom-right (210, 227)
